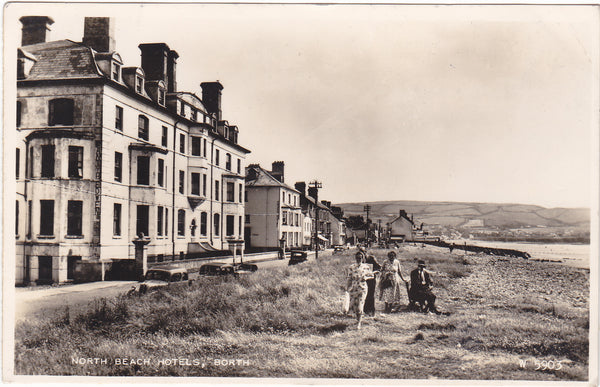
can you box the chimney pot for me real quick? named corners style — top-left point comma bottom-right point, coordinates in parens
top-left (20, 16), bottom-right (54, 46)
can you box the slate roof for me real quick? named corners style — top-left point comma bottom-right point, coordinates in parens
top-left (21, 40), bottom-right (102, 80)
top-left (245, 165), bottom-right (299, 193)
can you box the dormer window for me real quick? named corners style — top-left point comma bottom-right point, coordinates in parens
top-left (158, 88), bottom-right (166, 106)
top-left (135, 76), bottom-right (144, 94)
top-left (112, 62), bottom-right (121, 82)
top-left (224, 126), bottom-right (229, 139)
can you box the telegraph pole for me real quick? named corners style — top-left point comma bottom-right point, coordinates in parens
top-left (309, 180), bottom-right (322, 260)
top-left (364, 204), bottom-right (371, 245)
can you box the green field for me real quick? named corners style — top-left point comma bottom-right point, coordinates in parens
top-left (14, 245), bottom-right (589, 380)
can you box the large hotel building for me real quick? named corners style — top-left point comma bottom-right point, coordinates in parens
top-left (15, 16), bottom-right (250, 284)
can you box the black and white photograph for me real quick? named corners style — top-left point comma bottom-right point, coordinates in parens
top-left (3, 2), bottom-right (598, 384)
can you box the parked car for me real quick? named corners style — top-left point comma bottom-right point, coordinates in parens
top-left (288, 250), bottom-right (308, 265)
top-left (198, 262), bottom-right (258, 277)
top-left (136, 266), bottom-right (192, 294)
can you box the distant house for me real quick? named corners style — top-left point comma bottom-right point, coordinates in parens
top-left (294, 182), bottom-right (315, 248)
top-left (389, 210), bottom-right (415, 242)
top-left (330, 206), bottom-right (347, 246)
top-left (245, 162), bottom-right (302, 251)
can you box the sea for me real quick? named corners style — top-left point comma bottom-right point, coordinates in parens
top-left (448, 239), bottom-right (590, 269)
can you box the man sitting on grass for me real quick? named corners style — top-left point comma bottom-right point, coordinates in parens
top-left (409, 260), bottom-right (441, 315)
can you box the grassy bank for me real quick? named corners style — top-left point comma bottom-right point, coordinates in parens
top-left (14, 245), bottom-right (589, 380)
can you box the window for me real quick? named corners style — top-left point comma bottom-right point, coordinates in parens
top-left (237, 159), bottom-right (241, 174)
top-left (294, 196), bottom-right (297, 207)
top-left (161, 126), bottom-right (168, 147)
top-left (136, 205), bottom-right (149, 237)
top-left (179, 170), bottom-right (185, 194)
top-left (165, 209), bottom-right (169, 236)
top-left (295, 213), bottom-right (299, 227)
top-left (138, 115), bottom-right (149, 140)
top-left (191, 109), bottom-right (197, 121)
top-left (180, 102), bottom-right (185, 116)
top-left (15, 201), bottom-right (19, 235)
top-left (29, 148), bottom-right (33, 178)
top-left (158, 159), bottom-right (165, 187)
top-left (40, 200), bottom-right (54, 236)
top-left (179, 134), bottom-right (185, 154)
top-left (200, 212), bottom-right (207, 236)
top-left (226, 215), bottom-right (234, 236)
top-left (225, 153), bottom-right (232, 171)
top-left (113, 203), bottom-right (121, 236)
top-left (68, 146), bottom-right (83, 178)
top-left (137, 156), bottom-right (150, 185)
top-left (27, 201), bottom-right (32, 237)
top-left (282, 210), bottom-right (288, 225)
top-left (41, 145), bottom-right (55, 178)
top-left (177, 209), bottom-right (185, 236)
top-left (203, 139), bottom-right (207, 157)
top-left (191, 173), bottom-right (200, 195)
top-left (157, 206), bottom-right (163, 236)
top-left (114, 152), bottom-right (122, 182)
top-left (214, 149), bottom-right (220, 166)
top-left (245, 214), bottom-right (250, 224)
top-left (214, 213), bottom-right (220, 236)
top-left (17, 101), bottom-right (21, 127)
top-left (239, 183), bottom-right (243, 203)
top-left (48, 98), bottom-right (74, 126)
top-left (67, 200), bottom-right (83, 236)
top-left (136, 76), bottom-right (143, 93)
top-left (112, 62), bottom-right (120, 81)
top-left (191, 137), bottom-right (201, 156)
top-left (239, 216), bottom-right (242, 237)
top-left (16, 148), bottom-right (20, 179)
top-left (226, 182), bottom-right (235, 202)
top-left (245, 191), bottom-right (248, 202)
top-left (215, 180), bottom-right (220, 201)
top-left (202, 174), bottom-right (207, 196)
top-left (115, 106), bottom-right (123, 130)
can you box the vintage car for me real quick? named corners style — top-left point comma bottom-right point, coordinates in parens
top-left (288, 250), bottom-right (308, 266)
top-left (198, 262), bottom-right (258, 277)
top-left (137, 266), bottom-right (192, 294)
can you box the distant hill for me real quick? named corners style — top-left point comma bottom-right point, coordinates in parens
top-left (336, 200), bottom-right (590, 229)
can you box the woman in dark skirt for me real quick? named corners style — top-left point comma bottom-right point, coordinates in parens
top-left (363, 253), bottom-right (381, 316)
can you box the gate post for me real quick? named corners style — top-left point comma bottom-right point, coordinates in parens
top-left (133, 233), bottom-right (151, 280)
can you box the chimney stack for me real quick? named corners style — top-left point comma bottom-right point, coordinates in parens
top-left (308, 187), bottom-right (318, 201)
top-left (271, 161), bottom-right (284, 183)
top-left (201, 81), bottom-right (224, 122)
top-left (82, 17), bottom-right (115, 52)
top-left (400, 209), bottom-right (407, 219)
top-left (20, 16), bottom-right (54, 46)
top-left (295, 182), bottom-right (306, 196)
top-left (139, 43), bottom-right (170, 84)
top-left (167, 50), bottom-right (178, 93)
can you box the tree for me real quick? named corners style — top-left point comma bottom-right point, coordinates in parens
top-left (346, 215), bottom-right (366, 229)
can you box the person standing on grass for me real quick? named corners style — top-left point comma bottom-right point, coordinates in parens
top-left (346, 251), bottom-right (374, 330)
top-left (379, 251), bottom-right (407, 313)
top-left (409, 259), bottom-right (440, 314)
top-left (363, 253), bottom-right (381, 317)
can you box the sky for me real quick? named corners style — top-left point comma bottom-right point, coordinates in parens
top-left (6, 3), bottom-right (598, 208)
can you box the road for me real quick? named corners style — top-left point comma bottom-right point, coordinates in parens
top-left (13, 256), bottom-right (296, 321)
